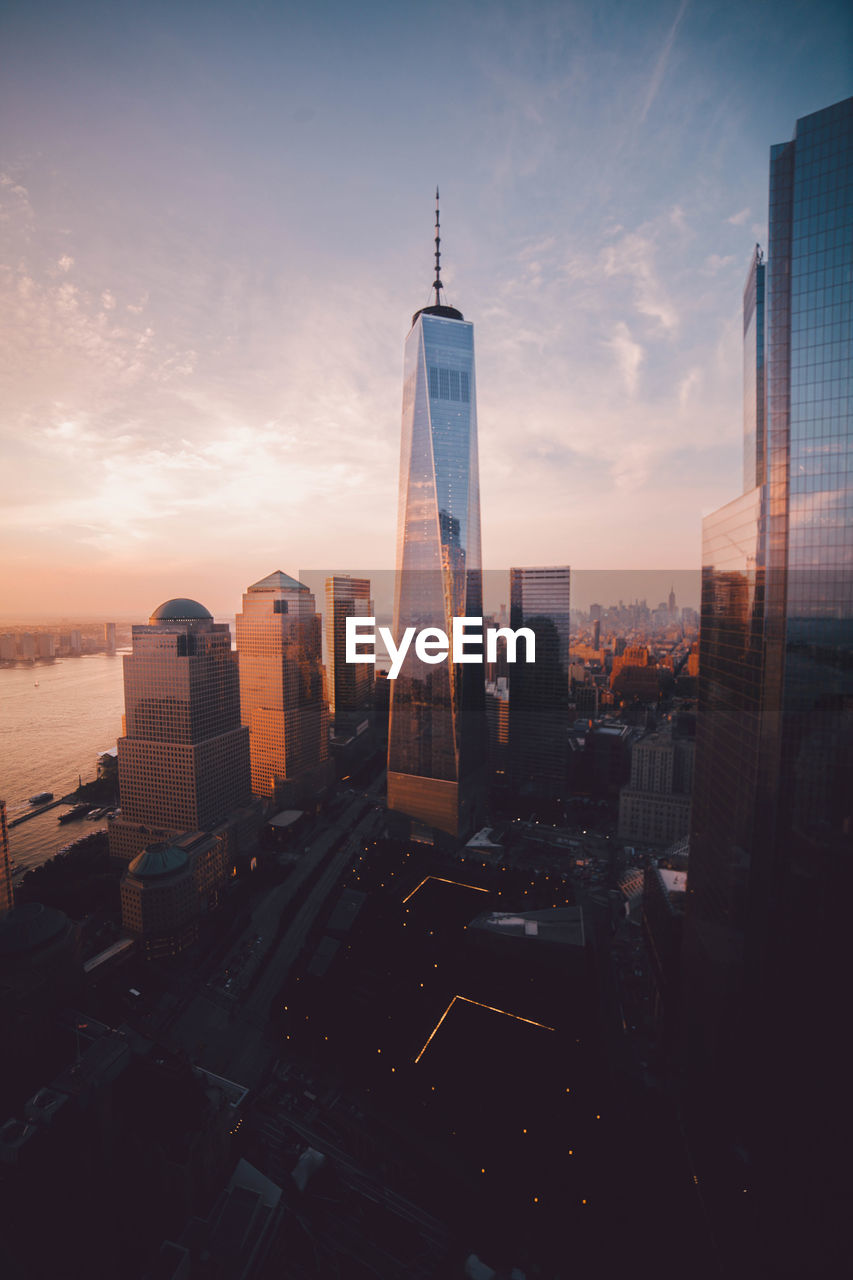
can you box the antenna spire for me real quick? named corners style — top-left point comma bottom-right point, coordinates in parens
top-left (433, 185), bottom-right (443, 304)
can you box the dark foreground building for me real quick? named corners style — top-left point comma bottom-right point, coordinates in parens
top-left (683, 97), bottom-right (852, 1277)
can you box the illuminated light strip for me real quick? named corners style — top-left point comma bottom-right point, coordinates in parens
top-left (402, 876), bottom-right (490, 905)
top-left (454, 995), bottom-right (555, 1032)
top-left (414, 994), bottom-right (554, 1063)
top-left (414, 996), bottom-right (458, 1063)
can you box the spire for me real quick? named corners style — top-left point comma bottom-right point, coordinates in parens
top-left (433, 185), bottom-right (443, 304)
top-left (410, 187), bottom-right (464, 327)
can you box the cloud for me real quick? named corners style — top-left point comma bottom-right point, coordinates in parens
top-left (678, 367), bottom-right (701, 409)
top-left (606, 321), bottom-right (644, 395)
top-left (703, 253), bottom-right (735, 274)
top-left (639, 0), bottom-right (689, 124)
top-left (602, 229), bottom-right (679, 333)
top-left (727, 207), bottom-right (750, 226)
top-left (58, 254), bottom-right (74, 272)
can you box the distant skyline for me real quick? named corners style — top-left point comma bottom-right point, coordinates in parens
top-left (1, 0), bottom-right (850, 617)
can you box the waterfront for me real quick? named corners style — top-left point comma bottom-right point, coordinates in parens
top-left (0, 653), bottom-right (127, 874)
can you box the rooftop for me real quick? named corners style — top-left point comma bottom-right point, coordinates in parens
top-left (247, 569), bottom-right (308, 594)
top-left (149, 597), bottom-right (213, 623)
top-left (128, 843), bottom-right (190, 880)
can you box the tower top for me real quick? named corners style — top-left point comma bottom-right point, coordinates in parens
top-left (433, 185), bottom-right (442, 304)
top-left (412, 186), bottom-right (464, 328)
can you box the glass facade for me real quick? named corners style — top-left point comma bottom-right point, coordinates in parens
top-left (110, 602), bottom-right (251, 860)
top-left (684, 98), bottom-right (852, 1273)
top-left (508, 566), bottom-right (570, 804)
top-left (742, 245), bottom-right (765, 491)
top-left (236, 570), bottom-right (329, 801)
top-left (387, 307), bottom-right (485, 836)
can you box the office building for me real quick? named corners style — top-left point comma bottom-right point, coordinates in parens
top-left (120, 831), bottom-right (228, 959)
top-left (683, 98), bottom-right (852, 1275)
top-left (508, 566), bottom-right (570, 807)
top-left (104, 621), bottom-right (116, 653)
top-left (617, 720), bottom-right (693, 844)
top-left (325, 575), bottom-right (373, 739)
top-left (387, 192), bottom-right (485, 836)
top-left (236, 571), bottom-right (331, 806)
top-left (108, 598), bottom-right (251, 862)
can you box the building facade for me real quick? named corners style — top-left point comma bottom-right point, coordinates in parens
top-left (508, 566), bottom-right (571, 808)
top-left (108, 598), bottom-right (251, 861)
top-left (387, 196), bottom-right (485, 837)
top-left (683, 98), bottom-right (853, 1275)
top-left (617, 721), bottom-right (693, 845)
top-left (325, 575), bottom-right (374, 739)
top-left (120, 831), bottom-right (228, 959)
top-left (236, 571), bottom-right (331, 806)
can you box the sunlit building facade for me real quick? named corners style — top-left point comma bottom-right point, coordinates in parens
top-left (236, 571), bottom-right (331, 804)
top-left (387, 201), bottom-right (485, 837)
top-left (683, 98), bottom-right (853, 1276)
top-left (108, 598), bottom-right (251, 861)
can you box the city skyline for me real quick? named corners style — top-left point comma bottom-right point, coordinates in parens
top-left (2, 2), bottom-right (850, 617)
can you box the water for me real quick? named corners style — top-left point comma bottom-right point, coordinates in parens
top-left (0, 653), bottom-right (127, 875)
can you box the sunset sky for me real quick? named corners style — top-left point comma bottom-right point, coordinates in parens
top-left (1, 0), bottom-right (850, 618)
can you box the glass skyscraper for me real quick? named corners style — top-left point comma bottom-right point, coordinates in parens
top-left (387, 196), bottom-right (485, 836)
top-left (684, 98), bottom-right (852, 1276)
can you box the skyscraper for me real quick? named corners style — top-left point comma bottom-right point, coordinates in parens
top-left (683, 98), bottom-right (852, 1276)
top-left (387, 192), bottom-right (485, 837)
top-left (508, 566), bottom-right (570, 809)
top-left (236, 570), bottom-right (331, 805)
top-left (325, 575), bottom-right (373, 739)
top-left (108, 598), bottom-right (251, 861)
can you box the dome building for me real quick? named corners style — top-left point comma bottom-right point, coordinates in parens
top-left (121, 842), bottom-right (197, 958)
top-left (108, 597), bottom-right (252, 863)
top-left (121, 831), bottom-right (230, 958)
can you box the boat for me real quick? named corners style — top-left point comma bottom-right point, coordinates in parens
top-left (58, 804), bottom-right (90, 824)
top-left (28, 792), bottom-right (54, 805)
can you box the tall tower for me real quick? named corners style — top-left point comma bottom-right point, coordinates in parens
top-left (236, 571), bottom-right (330, 805)
top-left (108, 598), bottom-right (251, 862)
top-left (683, 98), bottom-right (852, 1276)
top-left (387, 191), bottom-right (485, 837)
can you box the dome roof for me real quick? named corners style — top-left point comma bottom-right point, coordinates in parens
top-left (149, 598), bottom-right (213, 624)
top-left (128, 843), bottom-right (190, 879)
top-left (0, 903), bottom-right (69, 957)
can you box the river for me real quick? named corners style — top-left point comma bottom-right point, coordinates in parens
top-left (0, 653), bottom-right (127, 877)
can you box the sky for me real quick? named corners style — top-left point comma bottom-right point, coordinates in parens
top-left (1, 0), bottom-right (850, 618)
